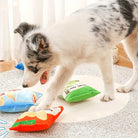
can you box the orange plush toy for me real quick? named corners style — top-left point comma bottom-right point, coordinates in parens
top-left (10, 106), bottom-right (63, 132)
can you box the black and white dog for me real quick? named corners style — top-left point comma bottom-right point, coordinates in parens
top-left (14, 0), bottom-right (138, 111)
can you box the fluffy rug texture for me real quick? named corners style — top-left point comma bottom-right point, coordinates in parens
top-left (0, 64), bottom-right (137, 138)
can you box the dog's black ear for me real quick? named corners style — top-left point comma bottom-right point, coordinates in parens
top-left (14, 22), bottom-right (37, 37)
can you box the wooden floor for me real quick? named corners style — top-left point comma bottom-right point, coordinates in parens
top-left (0, 43), bottom-right (133, 73)
top-left (116, 43), bottom-right (133, 68)
top-left (0, 60), bottom-right (17, 73)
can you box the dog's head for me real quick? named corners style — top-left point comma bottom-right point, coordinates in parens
top-left (14, 22), bottom-right (58, 87)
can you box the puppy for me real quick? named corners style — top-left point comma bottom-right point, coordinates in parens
top-left (14, 0), bottom-right (138, 111)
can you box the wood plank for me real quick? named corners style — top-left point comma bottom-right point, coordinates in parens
top-left (0, 60), bottom-right (16, 73)
top-left (116, 43), bottom-right (133, 68)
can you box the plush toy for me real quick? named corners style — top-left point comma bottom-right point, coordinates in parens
top-left (59, 80), bottom-right (100, 102)
top-left (10, 106), bottom-right (63, 132)
top-left (0, 89), bottom-right (42, 112)
top-left (15, 62), bottom-right (24, 71)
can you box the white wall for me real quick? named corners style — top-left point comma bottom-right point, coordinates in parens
top-left (0, 0), bottom-right (96, 61)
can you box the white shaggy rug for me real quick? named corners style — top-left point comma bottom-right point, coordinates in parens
top-left (0, 64), bottom-right (137, 138)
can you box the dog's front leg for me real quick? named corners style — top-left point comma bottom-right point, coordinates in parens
top-left (29, 65), bottom-right (75, 111)
top-left (98, 53), bottom-right (115, 101)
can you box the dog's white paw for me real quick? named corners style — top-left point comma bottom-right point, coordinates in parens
top-left (101, 94), bottom-right (114, 102)
top-left (29, 103), bottom-right (50, 112)
top-left (28, 106), bottom-right (36, 112)
top-left (35, 102), bottom-right (51, 111)
top-left (116, 85), bottom-right (133, 93)
top-left (28, 95), bottom-right (52, 112)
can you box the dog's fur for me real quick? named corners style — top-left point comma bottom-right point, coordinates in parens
top-left (15, 0), bottom-right (138, 111)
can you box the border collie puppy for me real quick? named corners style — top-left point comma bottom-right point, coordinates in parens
top-left (15, 0), bottom-right (138, 111)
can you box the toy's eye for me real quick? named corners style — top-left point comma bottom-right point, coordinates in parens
top-left (28, 66), bottom-right (39, 74)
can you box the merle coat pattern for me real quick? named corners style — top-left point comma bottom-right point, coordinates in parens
top-left (15, 0), bottom-right (138, 111)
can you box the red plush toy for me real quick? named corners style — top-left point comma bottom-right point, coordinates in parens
top-left (10, 106), bottom-right (63, 132)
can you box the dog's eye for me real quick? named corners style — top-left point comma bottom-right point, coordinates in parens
top-left (28, 66), bottom-right (39, 74)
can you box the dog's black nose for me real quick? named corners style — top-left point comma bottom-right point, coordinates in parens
top-left (22, 84), bottom-right (28, 88)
